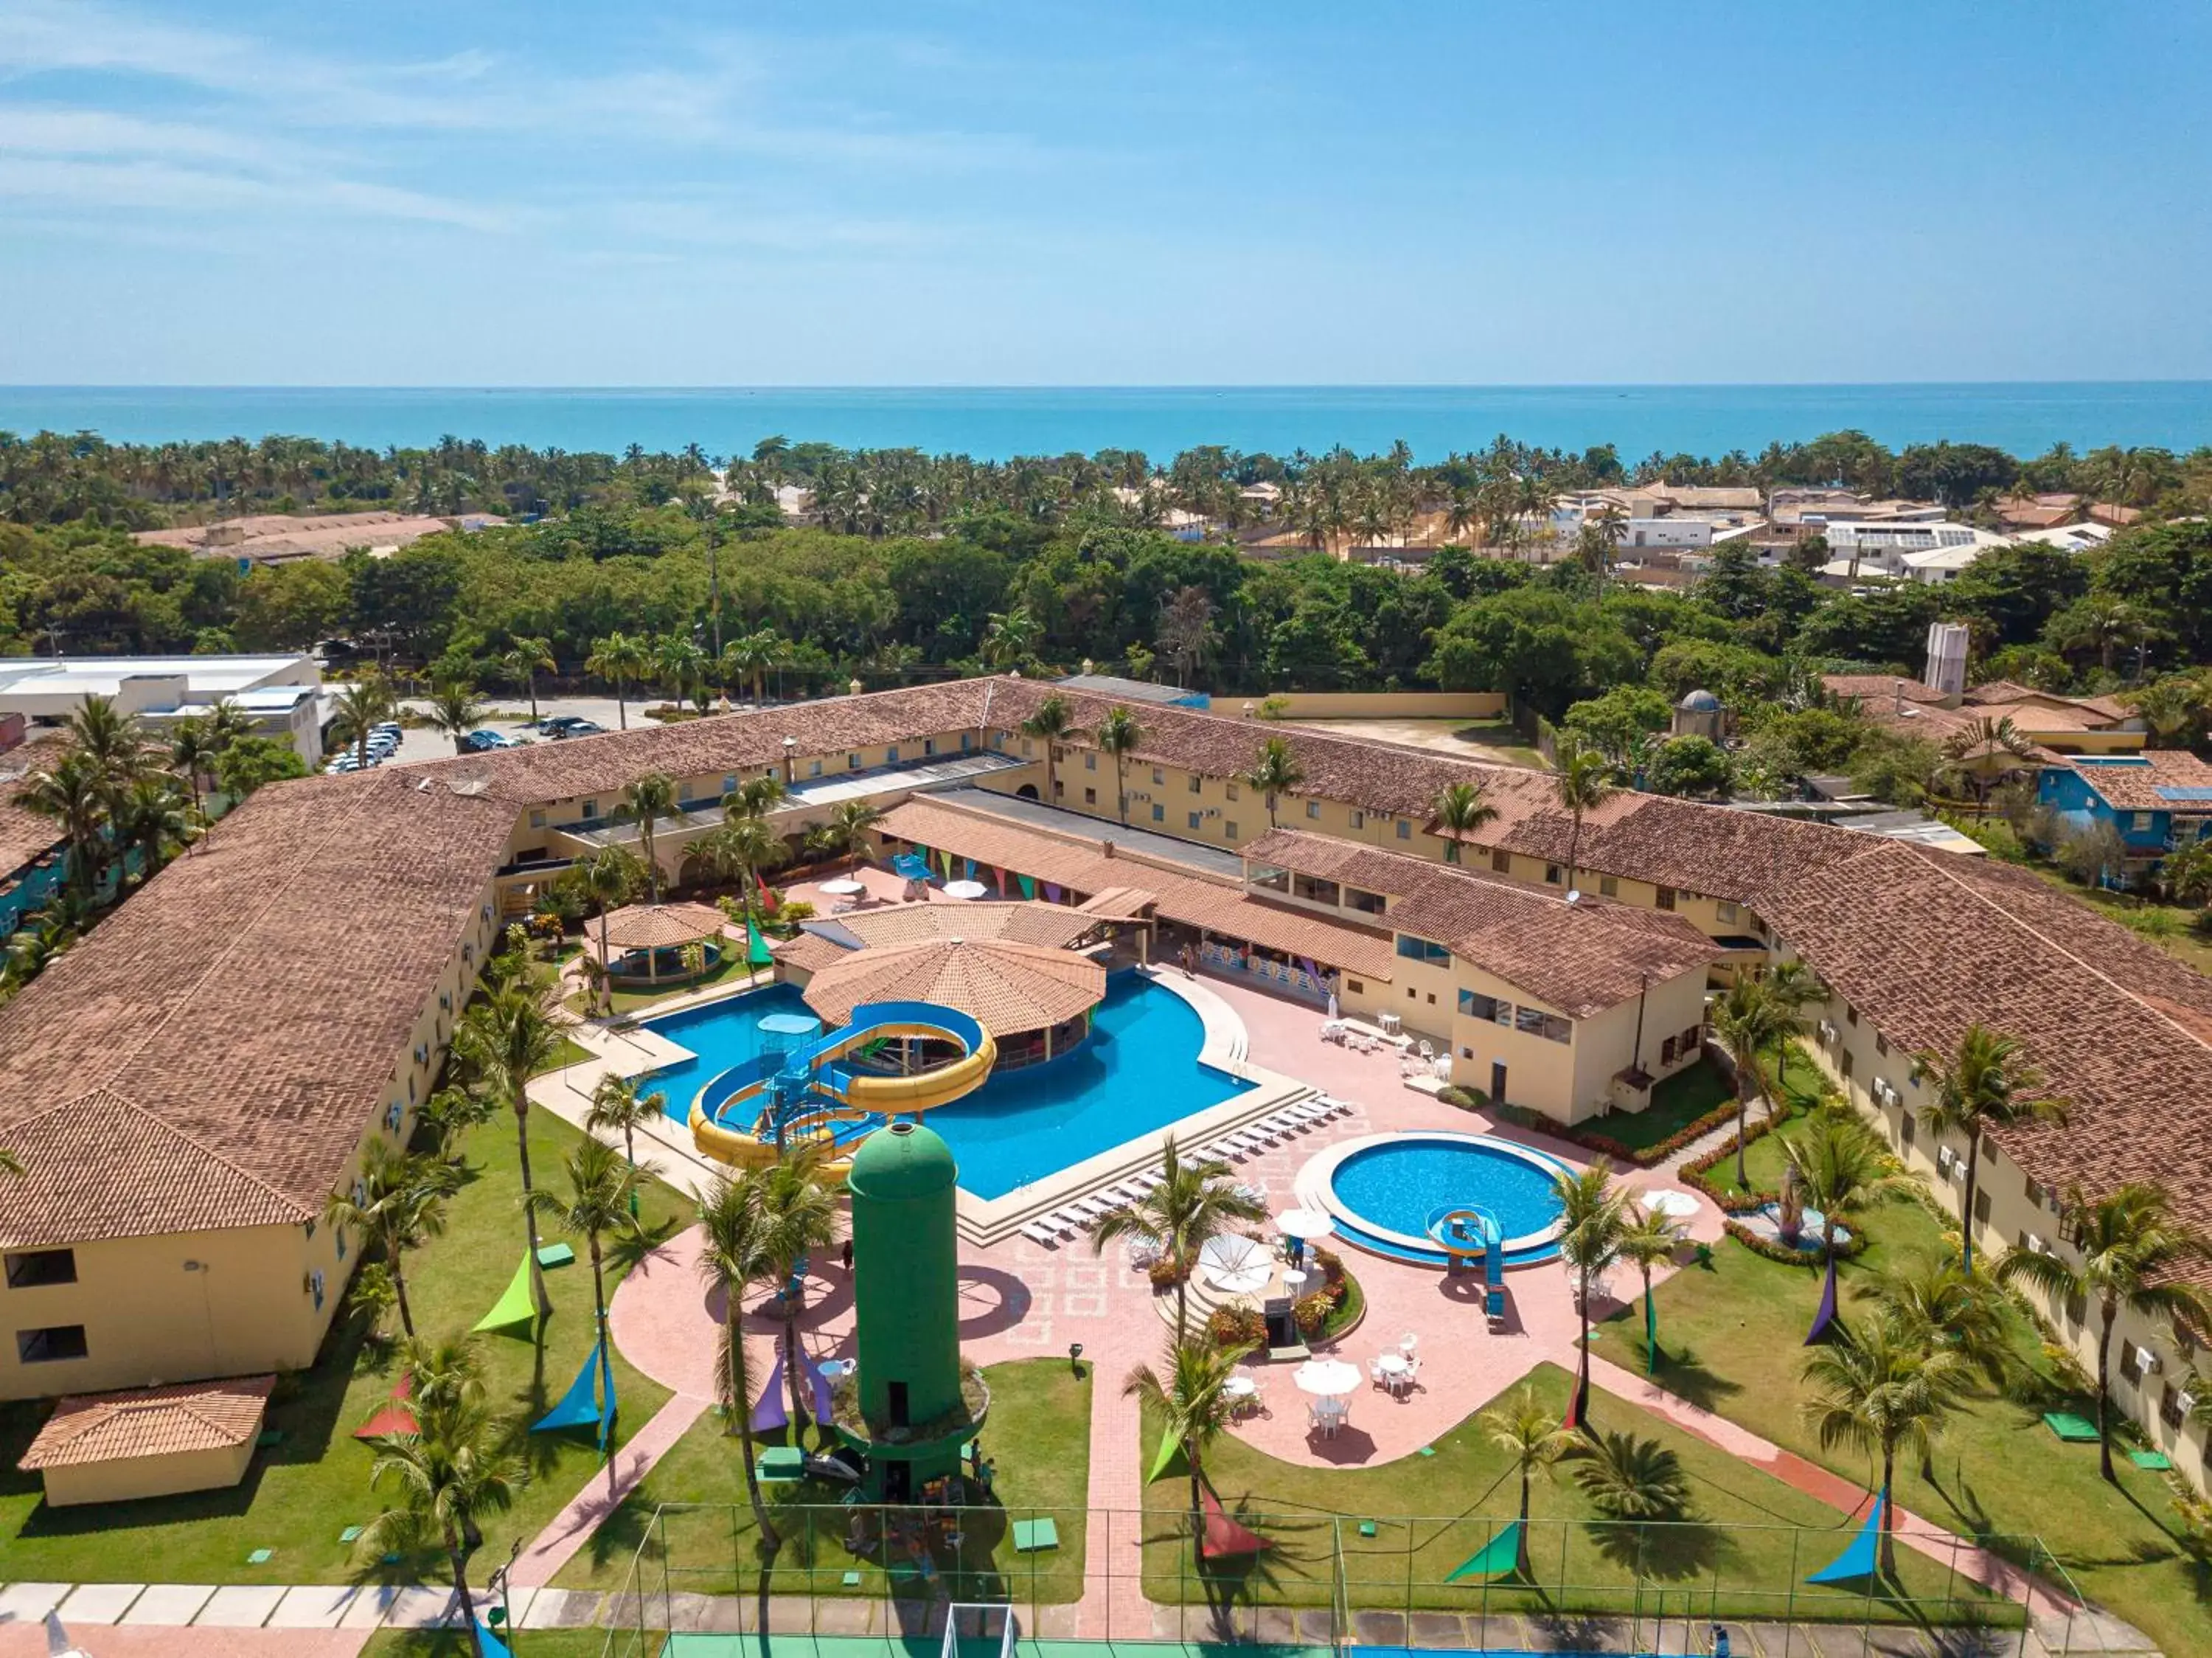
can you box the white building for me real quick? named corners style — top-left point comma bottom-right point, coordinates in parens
top-left (1821, 521), bottom-right (2009, 580)
top-left (0, 654), bottom-right (324, 764)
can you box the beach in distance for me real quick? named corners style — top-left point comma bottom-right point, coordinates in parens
top-left (4, 382), bottom-right (2208, 461)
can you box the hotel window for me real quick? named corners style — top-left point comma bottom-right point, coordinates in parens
top-left (1085, 788), bottom-right (1096, 805)
top-left (4, 1249), bottom-right (76, 1289)
top-left (1395, 935), bottom-right (1450, 967)
top-left (1349, 810), bottom-right (1365, 829)
top-left (1458, 989), bottom-right (1504, 1022)
top-left (924, 739), bottom-right (936, 756)
top-left (1655, 887), bottom-right (1676, 911)
top-left (723, 774), bottom-right (738, 794)
top-left (1225, 822), bottom-right (1239, 840)
top-left (1492, 850), bottom-right (1512, 873)
top-left (2160, 1384), bottom-right (2188, 1429)
top-left (529, 811), bottom-right (546, 830)
top-left (1544, 864), bottom-right (1562, 885)
top-left (582, 799), bottom-right (599, 820)
top-left (1599, 876), bottom-right (1618, 898)
top-left (1292, 875), bottom-right (1340, 904)
top-left (1306, 800), bottom-right (1321, 820)
top-left (1345, 887), bottom-right (1385, 915)
top-left (847, 753), bottom-right (861, 770)
top-left (1660, 1036), bottom-right (1678, 1065)
top-left (1717, 901), bottom-right (1739, 922)
top-left (1151, 805), bottom-right (1165, 823)
top-left (809, 760), bottom-right (823, 777)
top-left (1085, 753), bottom-right (1096, 771)
top-left (1346, 978), bottom-right (1364, 994)
top-left (16, 1325), bottom-right (87, 1364)
top-left (1397, 820), bottom-right (1412, 839)
top-left (1845, 1004), bottom-right (1858, 1026)
top-left (1188, 812), bottom-right (1203, 830)
top-left (1189, 775), bottom-right (1202, 793)
top-left (1152, 767), bottom-right (1164, 785)
top-left (886, 746), bottom-right (899, 763)
top-left (961, 732), bottom-right (973, 750)
top-left (1875, 1033), bottom-right (1889, 1057)
top-left (1225, 782), bottom-right (1239, 801)
top-left (2119, 1344), bottom-right (2147, 1386)
top-left (1515, 1006), bottom-right (1571, 1044)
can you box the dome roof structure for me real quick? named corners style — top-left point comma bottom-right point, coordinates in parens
top-left (848, 1119), bottom-right (957, 1201)
top-left (1677, 689), bottom-right (1722, 712)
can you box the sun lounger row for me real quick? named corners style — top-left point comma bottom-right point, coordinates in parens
top-left (1185, 1095), bottom-right (1351, 1164)
top-left (1017, 1170), bottom-right (1165, 1247)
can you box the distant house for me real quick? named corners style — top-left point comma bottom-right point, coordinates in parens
top-left (2037, 752), bottom-right (2212, 880)
top-left (1820, 521), bottom-right (2008, 582)
top-left (0, 654), bottom-right (324, 765)
top-left (133, 510), bottom-right (501, 566)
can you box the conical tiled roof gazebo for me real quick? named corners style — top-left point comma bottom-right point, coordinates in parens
top-left (802, 934), bottom-right (1107, 1069)
top-left (588, 901), bottom-right (732, 986)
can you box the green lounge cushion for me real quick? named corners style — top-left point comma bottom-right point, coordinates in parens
top-left (2129, 1449), bottom-right (2172, 1471)
top-left (247, 1548), bottom-right (273, 1564)
top-left (537, 1243), bottom-right (576, 1269)
top-left (757, 1446), bottom-right (806, 1481)
top-left (2042, 1412), bottom-right (2101, 1442)
top-left (841, 1571), bottom-right (863, 1587)
top-left (338, 1525), bottom-right (364, 1544)
top-left (1010, 1518), bottom-right (1060, 1552)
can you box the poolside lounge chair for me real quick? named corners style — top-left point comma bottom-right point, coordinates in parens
top-left (1286, 1102), bottom-right (1330, 1126)
top-left (1072, 1194), bottom-right (1119, 1222)
top-left (1217, 1134), bottom-right (1265, 1159)
top-left (1043, 1206), bottom-right (1092, 1234)
top-left (1018, 1221), bottom-right (1062, 1249)
top-left (1240, 1120), bottom-right (1284, 1145)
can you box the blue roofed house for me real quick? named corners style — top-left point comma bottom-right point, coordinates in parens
top-left (2037, 752), bottom-right (2212, 885)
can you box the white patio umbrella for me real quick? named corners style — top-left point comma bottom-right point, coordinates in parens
top-left (817, 877), bottom-right (867, 897)
top-left (944, 878), bottom-right (989, 900)
top-left (1293, 1358), bottom-right (1360, 1397)
top-left (1277, 1208), bottom-right (1336, 1241)
top-left (1198, 1234), bottom-right (1272, 1294)
top-left (1641, 1189), bottom-right (1699, 1219)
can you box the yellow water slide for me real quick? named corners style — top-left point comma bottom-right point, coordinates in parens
top-left (689, 1001), bottom-right (997, 1176)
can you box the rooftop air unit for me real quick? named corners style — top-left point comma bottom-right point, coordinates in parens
top-left (1925, 622), bottom-right (1970, 696)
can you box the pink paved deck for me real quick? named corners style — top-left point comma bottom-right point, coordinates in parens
top-left (587, 968), bottom-right (2065, 1626)
top-left (0, 1633), bottom-right (366, 1658)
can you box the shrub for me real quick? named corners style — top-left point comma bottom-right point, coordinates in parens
top-left (1719, 1218), bottom-right (1867, 1267)
top-left (1147, 1255), bottom-right (1187, 1291)
top-left (1436, 1085), bottom-right (1489, 1111)
top-left (1208, 1303), bottom-right (1267, 1350)
top-left (1293, 1291), bottom-right (1335, 1337)
top-left (1310, 1245), bottom-right (1345, 1286)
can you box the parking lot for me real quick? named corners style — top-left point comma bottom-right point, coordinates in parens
top-left (325, 695), bottom-right (740, 770)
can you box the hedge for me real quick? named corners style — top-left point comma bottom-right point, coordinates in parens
top-left (1494, 1094), bottom-right (1747, 1170)
top-left (1722, 1216), bottom-right (1869, 1267)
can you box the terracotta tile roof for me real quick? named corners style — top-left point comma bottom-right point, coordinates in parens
top-left (597, 901), bottom-right (731, 951)
top-left (403, 679), bottom-right (1000, 805)
top-left (835, 900), bottom-right (1095, 952)
top-left (1963, 681), bottom-right (2131, 724)
top-left (801, 936), bottom-right (1105, 1038)
top-left (1243, 830), bottom-right (1722, 1017)
top-left (1823, 676), bottom-right (1952, 708)
top-left (18, 1375), bottom-right (274, 1469)
top-left (0, 770), bottom-right (517, 1247)
top-left (0, 732), bottom-right (74, 875)
top-left (1077, 884), bottom-right (1159, 919)
top-left (877, 795), bottom-right (1399, 980)
top-left (769, 930), bottom-right (849, 974)
top-left (2050, 751), bottom-right (2212, 811)
top-left (1759, 840), bottom-right (2212, 1229)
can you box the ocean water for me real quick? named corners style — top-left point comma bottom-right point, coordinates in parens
top-left (2, 384), bottom-right (2208, 462)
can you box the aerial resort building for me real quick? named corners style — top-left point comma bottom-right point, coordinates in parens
top-left (1, 671), bottom-right (2208, 1524)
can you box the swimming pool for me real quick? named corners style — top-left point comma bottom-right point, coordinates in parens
top-left (636, 976), bottom-right (1252, 1200)
top-left (1312, 1132), bottom-right (1570, 1267)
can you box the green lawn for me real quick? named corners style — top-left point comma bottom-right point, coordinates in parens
top-left (1138, 1363), bottom-right (2009, 1628)
top-left (364, 1634), bottom-right (608, 1658)
top-left (1576, 1058), bottom-right (1733, 1156)
top-left (0, 1109), bottom-right (692, 1588)
top-left (554, 1358), bottom-right (1092, 1606)
top-left (538, 1035), bottom-right (598, 1075)
top-left (1590, 1196), bottom-right (2212, 1656)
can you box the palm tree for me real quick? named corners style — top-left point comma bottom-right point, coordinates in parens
top-left (719, 629), bottom-right (785, 709)
top-left (325, 1141), bottom-right (457, 1339)
top-left (1432, 780), bottom-right (1497, 864)
top-left (526, 1137), bottom-right (645, 1493)
top-left (1782, 1113), bottom-right (1910, 1261)
top-left (725, 773), bottom-right (787, 820)
top-left (980, 607), bottom-right (1038, 671)
top-left (166, 715), bottom-right (219, 849)
top-left (330, 676), bottom-right (397, 771)
top-left (1997, 1183), bottom-right (2212, 1482)
top-left (756, 1149), bottom-right (844, 1435)
top-left (1913, 1024), bottom-right (2068, 1274)
top-left (1562, 1431), bottom-right (1691, 1519)
top-left (1477, 1384), bottom-right (1573, 1573)
top-left (696, 1170), bottom-right (781, 1546)
top-left (397, 1333), bottom-right (488, 1415)
top-left (1759, 959), bottom-right (1826, 1100)
top-left (64, 693), bottom-right (147, 788)
top-left (1557, 1163), bottom-right (1632, 1432)
top-left (201, 696), bottom-right (257, 757)
top-left (1861, 1255), bottom-right (2017, 1390)
top-left (115, 774), bottom-right (188, 885)
top-left (1093, 707), bottom-right (1144, 827)
top-left (587, 1073), bottom-right (667, 1217)
top-left (453, 982), bottom-right (563, 1319)
top-left (1710, 969), bottom-right (1795, 1193)
top-left (1940, 718), bottom-right (2038, 807)
top-left (426, 681), bottom-right (484, 755)
top-left (20, 749), bottom-right (111, 898)
top-left (581, 845), bottom-right (644, 1013)
top-left (653, 634), bottom-right (709, 708)
top-left (1801, 1317), bottom-right (1972, 1573)
top-left (1093, 1135), bottom-right (1266, 1337)
top-left (808, 799), bottom-right (883, 875)
top-left (1615, 1204), bottom-right (1685, 1374)
top-left (1242, 735), bottom-right (1306, 831)
top-left (501, 636), bottom-right (556, 724)
top-left (1122, 1335), bottom-right (1253, 1547)
top-left (1551, 732), bottom-right (1615, 897)
top-left (616, 772), bottom-right (679, 903)
top-left (1019, 693), bottom-right (1076, 804)
top-left (586, 631), bottom-right (649, 729)
top-left (358, 1394), bottom-right (526, 1654)
top-left (692, 815), bottom-right (789, 914)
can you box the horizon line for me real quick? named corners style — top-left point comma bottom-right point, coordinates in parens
top-left (6, 379), bottom-right (2212, 394)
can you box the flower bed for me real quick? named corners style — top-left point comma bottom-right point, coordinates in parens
top-left (1495, 1092), bottom-right (1744, 1169)
top-left (1721, 1215), bottom-right (1869, 1268)
top-left (1679, 1118), bottom-right (1781, 1213)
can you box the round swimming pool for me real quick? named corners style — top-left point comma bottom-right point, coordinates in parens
top-left (1310, 1132), bottom-right (1571, 1267)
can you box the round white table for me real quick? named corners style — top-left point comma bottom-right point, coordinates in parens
top-left (1280, 1268), bottom-right (1309, 1296)
top-left (944, 879), bottom-right (989, 900)
top-left (818, 878), bottom-right (866, 898)
top-left (1377, 1011), bottom-right (1403, 1036)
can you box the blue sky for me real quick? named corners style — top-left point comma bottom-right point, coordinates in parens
top-left (1, 0), bottom-right (2208, 386)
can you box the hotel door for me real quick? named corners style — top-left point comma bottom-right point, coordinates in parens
top-left (1490, 1061), bottom-right (1507, 1106)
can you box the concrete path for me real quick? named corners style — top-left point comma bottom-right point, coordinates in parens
top-left (510, 1394), bottom-right (710, 1586)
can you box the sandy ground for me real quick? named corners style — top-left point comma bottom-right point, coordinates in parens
top-left (1287, 715), bottom-right (1549, 769)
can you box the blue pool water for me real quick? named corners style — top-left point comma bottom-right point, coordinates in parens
top-left (637, 977), bottom-right (1251, 1201)
top-left (1328, 1137), bottom-right (1567, 1255)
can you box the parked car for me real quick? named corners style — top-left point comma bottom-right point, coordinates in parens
top-left (546, 719), bottom-right (605, 740)
top-left (459, 729), bottom-right (524, 752)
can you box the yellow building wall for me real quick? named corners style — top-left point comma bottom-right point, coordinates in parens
top-left (40, 1438), bottom-right (257, 1506)
top-left (1791, 962), bottom-right (2211, 1498)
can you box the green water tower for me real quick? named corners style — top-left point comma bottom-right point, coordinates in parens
top-left (841, 1120), bottom-right (983, 1500)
